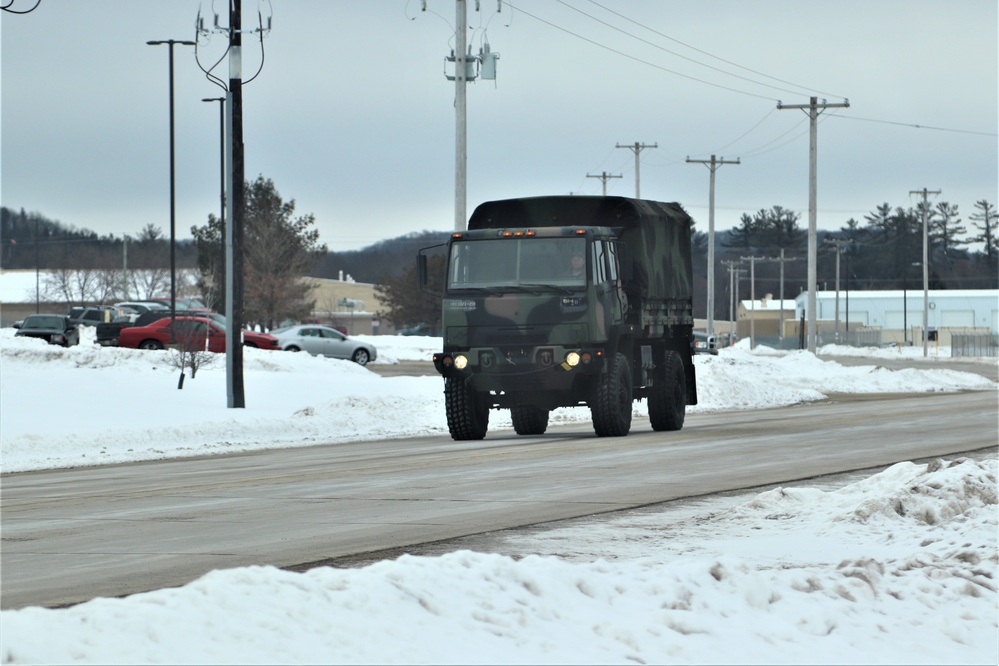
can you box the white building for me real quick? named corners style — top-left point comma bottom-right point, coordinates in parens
top-left (794, 289), bottom-right (998, 344)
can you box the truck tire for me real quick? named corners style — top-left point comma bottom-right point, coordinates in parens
top-left (590, 352), bottom-right (633, 437)
top-left (649, 350), bottom-right (686, 431)
top-left (511, 405), bottom-right (549, 436)
top-left (444, 376), bottom-right (489, 440)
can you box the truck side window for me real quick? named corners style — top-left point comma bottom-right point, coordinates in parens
top-left (592, 242), bottom-right (607, 284)
top-left (606, 242), bottom-right (619, 282)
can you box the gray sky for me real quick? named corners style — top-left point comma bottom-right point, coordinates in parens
top-left (2, 1), bottom-right (996, 252)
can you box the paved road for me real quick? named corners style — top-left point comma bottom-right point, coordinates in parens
top-left (817, 353), bottom-right (999, 381)
top-left (369, 354), bottom-right (999, 382)
top-left (3, 386), bottom-right (996, 610)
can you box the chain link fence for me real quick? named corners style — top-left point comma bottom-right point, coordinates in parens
top-left (951, 334), bottom-right (999, 358)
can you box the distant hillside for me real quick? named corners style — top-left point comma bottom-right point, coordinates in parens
top-left (311, 231), bottom-right (451, 284)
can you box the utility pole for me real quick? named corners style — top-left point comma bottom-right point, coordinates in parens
top-left (765, 249), bottom-right (798, 348)
top-left (616, 142), bottom-right (657, 198)
top-left (454, 0), bottom-right (469, 230)
top-left (226, 1), bottom-right (246, 408)
top-left (686, 155), bottom-right (740, 338)
top-left (910, 187), bottom-right (940, 357)
top-left (823, 238), bottom-right (853, 342)
top-left (722, 260), bottom-right (744, 340)
top-left (741, 256), bottom-right (765, 350)
top-left (777, 96), bottom-right (850, 353)
top-left (586, 171), bottom-right (622, 196)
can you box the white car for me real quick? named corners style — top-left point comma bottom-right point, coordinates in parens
top-left (272, 325), bottom-right (377, 365)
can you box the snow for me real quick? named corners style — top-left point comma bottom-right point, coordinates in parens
top-left (1, 329), bottom-right (996, 664)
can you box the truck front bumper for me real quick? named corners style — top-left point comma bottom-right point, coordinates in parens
top-left (433, 345), bottom-right (606, 391)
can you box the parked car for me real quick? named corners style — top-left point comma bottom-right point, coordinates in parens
top-left (96, 310), bottom-right (227, 347)
top-left (114, 301), bottom-right (170, 315)
top-left (14, 314), bottom-right (80, 347)
top-left (145, 297), bottom-right (211, 312)
top-left (271, 324), bottom-right (377, 365)
top-left (66, 306), bottom-right (120, 327)
top-left (396, 323), bottom-right (439, 337)
top-left (692, 331), bottom-right (719, 355)
top-left (117, 315), bottom-right (279, 352)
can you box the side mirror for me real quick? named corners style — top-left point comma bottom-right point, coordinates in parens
top-left (416, 253), bottom-right (428, 289)
top-left (13, 322), bottom-right (21, 330)
top-left (416, 243), bottom-right (446, 296)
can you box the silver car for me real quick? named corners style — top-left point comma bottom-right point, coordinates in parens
top-left (272, 325), bottom-right (377, 365)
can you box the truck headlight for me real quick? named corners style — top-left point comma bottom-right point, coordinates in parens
top-left (454, 354), bottom-right (469, 370)
top-left (564, 351), bottom-right (581, 367)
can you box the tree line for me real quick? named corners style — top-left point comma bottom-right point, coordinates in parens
top-left (705, 199), bottom-right (997, 319)
top-left (4, 186), bottom-right (995, 328)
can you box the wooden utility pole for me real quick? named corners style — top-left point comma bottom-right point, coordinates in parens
top-left (766, 249), bottom-right (799, 347)
top-left (722, 260), bottom-right (744, 340)
top-left (741, 255), bottom-right (765, 349)
top-left (687, 155), bottom-right (740, 337)
top-left (910, 187), bottom-right (940, 357)
top-left (777, 96), bottom-right (850, 352)
top-left (823, 239), bottom-right (853, 342)
top-left (615, 142), bottom-right (657, 198)
top-left (586, 171), bottom-right (622, 196)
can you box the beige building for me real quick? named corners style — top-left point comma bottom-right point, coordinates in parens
top-left (736, 293), bottom-right (798, 341)
top-left (303, 277), bottom-right (397, 336)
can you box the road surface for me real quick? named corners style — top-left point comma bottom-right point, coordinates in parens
top-left (2, 385), bottom-right (996, 609)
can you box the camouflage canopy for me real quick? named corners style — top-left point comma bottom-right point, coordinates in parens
top-left (467, 195), bottom-right (694, 304)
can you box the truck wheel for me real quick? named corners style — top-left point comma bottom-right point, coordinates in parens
top-left (649, 351), bottom-right (686, 431)
top-left (511, 405), bottom-right (549, 436)
top-left (444, 376), bottom-right (489, 440)
top-left (590, 352), bottom-right (633, 437)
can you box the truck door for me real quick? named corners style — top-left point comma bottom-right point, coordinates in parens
top-left (593, 240), bottom-right (627, 329)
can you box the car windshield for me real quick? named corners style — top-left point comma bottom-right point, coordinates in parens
top-left (447, 237), bottom-right (587, 291)
top-left (23, 316), bottom-right (64, 329)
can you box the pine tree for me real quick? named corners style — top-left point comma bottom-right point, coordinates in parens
top-left (969, 200), bottom-right (997, 277)
top-left (190, 176), bottom-right (327, 328)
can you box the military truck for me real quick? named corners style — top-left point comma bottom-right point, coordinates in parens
top-left (419, 195), bottom-right (697, 440)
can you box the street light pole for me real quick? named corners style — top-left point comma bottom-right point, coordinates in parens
top-left (147, 39), bottom-right (195, 337)
top-left (202, 96), bottom-right (226, 310)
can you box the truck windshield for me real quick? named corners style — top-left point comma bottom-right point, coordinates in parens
top-left (448, 237), bottom-right (586, 291)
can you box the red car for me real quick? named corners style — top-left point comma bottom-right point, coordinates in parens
top-left (117, 316), bottom-right (279, 352)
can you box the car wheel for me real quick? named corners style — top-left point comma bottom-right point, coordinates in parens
top-left (139, 339), bottom-right (164, 351)
top-left (352, 348), bottom-right (370, 365)
top-left (286, 345), bottom-right (301, 352)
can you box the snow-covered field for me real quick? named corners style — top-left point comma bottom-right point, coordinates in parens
top-left (1, 329), bottom-right (996, 664)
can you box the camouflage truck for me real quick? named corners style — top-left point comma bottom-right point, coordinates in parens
top-left (419, 195), bottom-right (697, 440)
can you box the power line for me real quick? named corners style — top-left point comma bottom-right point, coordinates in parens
top-left (554, 0), bottom-right (819, 99)
top-left (829, 114), bottom-right (997, 137)
top-left (582, 0), bottom-right (845, 100)
top-left (502, 1), bottom-right (777, 101)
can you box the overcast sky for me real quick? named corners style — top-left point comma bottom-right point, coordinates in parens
top-left (2, 1), bottom-right (996, 252)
